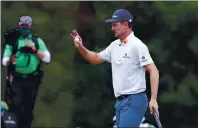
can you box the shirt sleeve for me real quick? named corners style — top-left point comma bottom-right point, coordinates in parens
top-left (136, 43), bottom-right (154, 67)
top-left (37, 38), bottom-right (48, 52)
top-left (2, 44), bottom-right (13, 66)
top-left (3, 44), bottom-right (13, 58)
top-left (38, 38), bottom-right (51, 63)
top-left (98, 42), bottom-right (114, 63)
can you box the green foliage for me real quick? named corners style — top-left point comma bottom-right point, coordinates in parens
top-left (1, 1), bottom-right (198, 128)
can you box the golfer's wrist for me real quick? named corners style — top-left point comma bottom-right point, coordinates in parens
top-left (77, 44), bottom-right (84, 50)
top-left (151, 96), bottom-right (157, 100)
top-left (78, 45), bottom-right (88, 55)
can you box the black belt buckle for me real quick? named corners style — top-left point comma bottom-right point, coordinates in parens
top-left (117, 94), bottom-right (130, 101)
top-left (117, 92), bottom-right (145, 101)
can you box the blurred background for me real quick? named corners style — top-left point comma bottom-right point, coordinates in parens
top-left (1, 1), bottom-right (198, 128)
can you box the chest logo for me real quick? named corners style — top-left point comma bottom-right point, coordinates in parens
top-left (123, 53), bottom-right (130, 58)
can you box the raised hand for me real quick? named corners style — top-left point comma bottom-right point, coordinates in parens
top-left (71, 29), bottom-right (83, 48)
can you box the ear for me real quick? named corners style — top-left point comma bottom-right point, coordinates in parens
top-left (124, 22), bottom-right (128, 28)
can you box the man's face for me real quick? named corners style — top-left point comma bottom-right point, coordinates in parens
top-left (111, 22), bottom-right (128, 38)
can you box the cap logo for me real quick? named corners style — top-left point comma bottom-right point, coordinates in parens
top-left (112, 15), bottom-right (117, 18)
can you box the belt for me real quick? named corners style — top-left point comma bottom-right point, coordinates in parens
top-left (117, 91), bottom-right (145, 101)
top-left (14, 71), bottom-right (39, 78)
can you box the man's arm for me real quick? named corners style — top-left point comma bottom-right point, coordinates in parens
top-left (136, 42), bottom-right (160, 116)
top-left (71, 29), bottom-right (112, 65)
top-left (137, 43), bottom-right (159, 99)
top-left (27, 38), bottom-right (51, 63)
top-left (144, 64), bottom-right (159, 100)
top-left (77, 45), bottom-right (104, 65)
top-left (35, 51), bottom-right (46, 61)
top-left (2, 44), bottom-right (13, 66)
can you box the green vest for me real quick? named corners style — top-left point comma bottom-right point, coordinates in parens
top-left (13, 35), bottom-right (41, 74)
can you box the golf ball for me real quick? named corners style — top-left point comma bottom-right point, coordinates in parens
top-left (75, 37), bottom-right (80, 43)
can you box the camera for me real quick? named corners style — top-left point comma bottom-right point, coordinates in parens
top-left (20, 46), bottom-right (35, 53)
top-left (4, 28), bottom-right (21, 46)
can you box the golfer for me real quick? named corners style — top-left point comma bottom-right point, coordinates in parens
top-left (71, 9), bottom-right (159, 127)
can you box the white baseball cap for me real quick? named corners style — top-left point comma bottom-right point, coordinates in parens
top-left (18, 16), bottom-right (32, 26)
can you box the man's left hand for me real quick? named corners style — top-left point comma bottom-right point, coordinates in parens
top-left (149, 99), bottom-right (159, 117)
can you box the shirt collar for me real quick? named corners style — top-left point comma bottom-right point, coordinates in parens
top-left (121, 31), bottom-right (134, 45)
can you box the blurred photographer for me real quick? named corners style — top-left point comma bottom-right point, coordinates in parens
top-left (2, 16), bottom-right (51, 128)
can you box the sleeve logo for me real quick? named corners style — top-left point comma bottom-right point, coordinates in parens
top-left (141, 56), bottom-right (148, 63)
